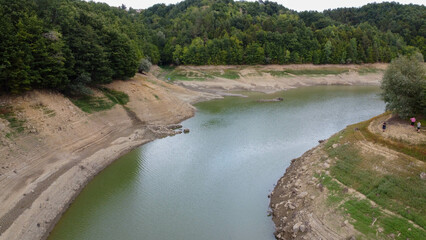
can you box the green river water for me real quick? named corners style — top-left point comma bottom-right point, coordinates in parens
top-left (48, 86), bottom-right (385, 240)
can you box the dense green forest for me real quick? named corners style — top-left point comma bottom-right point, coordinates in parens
top-left (0, 0), bottom-right (424, 94)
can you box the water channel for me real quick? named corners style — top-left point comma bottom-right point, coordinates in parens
top-left (48, 86), bottom-right (385, 240)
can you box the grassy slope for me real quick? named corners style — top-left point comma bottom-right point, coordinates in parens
top-left (70, 88), bottom-right (129, 113)
top-left (319, 113), bottom-right (425, 239)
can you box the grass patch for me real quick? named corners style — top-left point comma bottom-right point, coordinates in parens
top-left (317, 173), bottom-right (345, 206)
top-left (31, 103), bottom-right (56, 117)
top-left (71, 96), bottom-right (115, 113)
top-left (329, 143), bottom-right (426, 228)
top-left (158, 65), bottom-right (176, 71)
top-left (100, 88), bottom-right (129, 105)
top-left (284, 69), bottom-right (349, 75)
top-left (71, 88), bottom-right (129, 113)
top-left (265, 71), bottom-right (291, 77)
top-left (342, 199), bottom-right (425, 239)
top-left (342, 199), bottom-right (381, 236)
top-left (357, 67), bottom-right (382, 75)
top-left (211, 70), bottom-right (240, 79)
top-left (0, 105), bottom-right (26, 137)
top-left (325, 115), bottom-right (426, 230)
top-left (153, 94), bottom-right (160, 100)
top-left (244, 71), bottom-right (262, 77)
top-left (164, 69), bottom-right (210, 81)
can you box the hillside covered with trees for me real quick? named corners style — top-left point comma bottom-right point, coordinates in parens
top-left (0, 0), bottom-right (425, 94)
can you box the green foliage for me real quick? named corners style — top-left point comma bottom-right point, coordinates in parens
top-left (267, 71), bottom-right (291, 77)
top-left (213, 70), bottom-right (240, 79)
top-left (31, 103), bottom-right (56, 117)
top-left (71, 87), bottom-right (129, 113)
top-left (71, 96), bottom-right (116, 113)
top-left (138, 58), bottom-right (152, 73)
top-left (326, 118), bottom-right (426, 229)
top-left (0, 0), bottom-right (424, 94)
top-left (284, 69), bottom-right (349, 75)
top-left (0, 105), bottom-right (26, 137)
top-left (342, 199), bottom-right (425, 239)
top-left (100, 88), bottom-right (129, 105)
top-left (381, 53), bottom-right (426, 118)
top-left (324, 2), bottom-right (426, 59)
top-left (142, 0), bottom-right (419, 66)
top-left (244, 43), bottom-right (265, 65)
top-left (0, 0), bottom-right (150, 94)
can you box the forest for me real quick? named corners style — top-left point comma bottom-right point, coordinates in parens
top-left (0, 0), bottom-right (425, 94)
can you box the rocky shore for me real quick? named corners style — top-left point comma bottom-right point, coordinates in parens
top-left (269, 143), bottom-right (360, 240)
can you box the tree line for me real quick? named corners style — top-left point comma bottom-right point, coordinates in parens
top-left (0, 0), bottom-right (149, 94)
top-left (0, 0), bottom-right (424, 94)
top-left (144, 0), bottom-right (423, 65)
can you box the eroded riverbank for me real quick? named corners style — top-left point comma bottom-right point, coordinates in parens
top-left (0, 64), bottom-right (386, 240)
top-left (47, 86), bottom-right (385, 240)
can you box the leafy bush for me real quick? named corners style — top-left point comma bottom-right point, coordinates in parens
top-left (100, 88), bottom-right (129, 105)
top-left (138, 58), bottom-right (152, 74)
top-left (381, 53), bottom-right (426, 118)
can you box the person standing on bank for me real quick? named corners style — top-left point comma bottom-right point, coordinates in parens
top-left (382, 122), bottom-right (386, 132)
top-left (417, 121), bottom-right (421, 133)
top-left (410, 117), bottom-right (416, 127)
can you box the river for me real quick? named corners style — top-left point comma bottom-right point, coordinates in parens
top-left (48, 86), bottom-right (385, 240)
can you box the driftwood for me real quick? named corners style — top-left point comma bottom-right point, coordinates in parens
top-left (257, 97), bottom-right (283, 103)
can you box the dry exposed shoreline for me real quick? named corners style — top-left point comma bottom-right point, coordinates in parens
top-left (0, 64), bottom-right (385, 240)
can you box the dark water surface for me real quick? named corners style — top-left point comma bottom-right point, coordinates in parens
top-left (48, 86), bottom-right (385, 240)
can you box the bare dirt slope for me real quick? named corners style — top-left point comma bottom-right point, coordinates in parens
top-left (0, 73), bottom-right (210, 240)
top-left (156, 64), bottom-right (387, 94)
